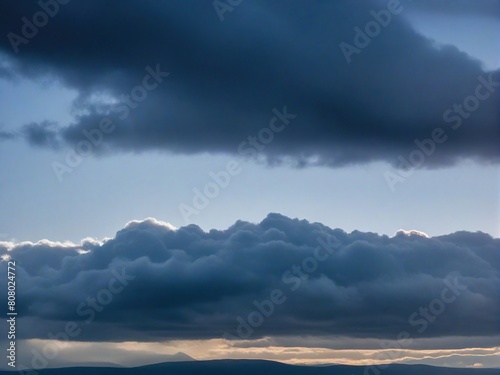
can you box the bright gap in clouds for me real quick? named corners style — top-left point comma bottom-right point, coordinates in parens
top-left (14, 339), bottom-right (500, 369)
top-left (0, 77), bottom-right (77, 131)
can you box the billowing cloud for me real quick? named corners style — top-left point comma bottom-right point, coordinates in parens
top-left (0, 0), bottom-right (498, 168)
top-left (1, 214), bottom-right (498, 343)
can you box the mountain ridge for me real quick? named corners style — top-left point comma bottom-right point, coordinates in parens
top-left (6, 359), bottom-right (499, 374)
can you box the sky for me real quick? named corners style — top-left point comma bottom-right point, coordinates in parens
top-left (0, 0), bottom-right (499, 371)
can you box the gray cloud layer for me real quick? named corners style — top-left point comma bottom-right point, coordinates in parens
top-left (0, 0), bottom-right (498, 168)
top-left (1, 214), bottom-right (498, 342)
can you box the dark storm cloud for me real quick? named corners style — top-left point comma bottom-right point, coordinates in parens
top-left (1, 214), bottom-right (498, 342)
top-left (0, 131), bottom-right (15, 140)
top-left (0, 0), bottom-right (498, 168)
top-left (23, 121), bottom-right (60, 148)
